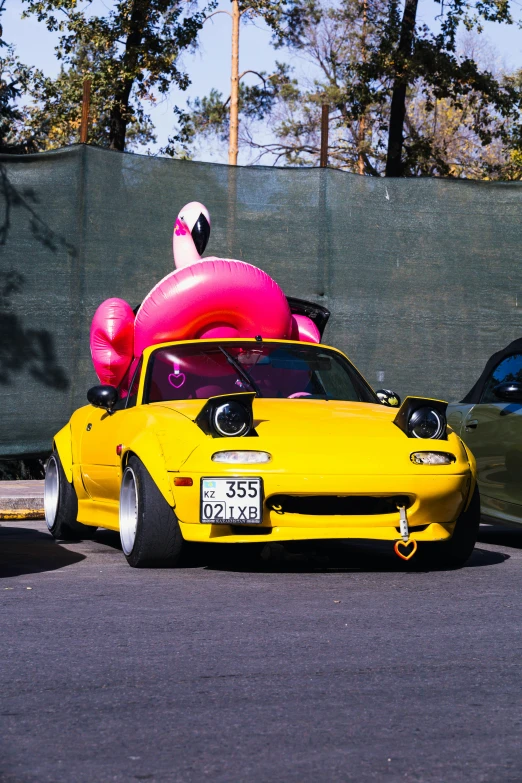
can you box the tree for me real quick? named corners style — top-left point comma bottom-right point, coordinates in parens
top-left (23, 39), bottom-right (156, 150)
top-left (173, 62), bottom-right (296, 159)
top-left (363, 0), bottom-right (519, 176)
top-left (184, 0), bottom-right (522, 178)
top-left (400, 35), bottom-right (522, 178)
top-left (179, 0), bottom-right (390, 168)
top-left (0, 0), bottom-right (42, 153)
top-left (168, 0), bottom-right (293, 163)
top-left (266, 0), bottom-right (390, 172)
top-left (23, 0), bottom-right (215, 151)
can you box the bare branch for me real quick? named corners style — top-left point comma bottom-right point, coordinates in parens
top-left (239, 69), bottom-right (267, 84)
top-left (204, 10), bottom-right (232, 22)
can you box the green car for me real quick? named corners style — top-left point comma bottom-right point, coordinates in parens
top-left (447, 338), bottom-right (522, 525)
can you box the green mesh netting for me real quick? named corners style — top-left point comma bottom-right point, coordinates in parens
top-left (1, 144), bottom-right (521, 457)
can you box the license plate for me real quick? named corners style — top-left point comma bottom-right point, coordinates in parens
top-left (200, 478), bottom-right (263, 524)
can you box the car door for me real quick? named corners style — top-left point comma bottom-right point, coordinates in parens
top-left (460, 352), bottom-right (522, 521)
top-left (80, 361), bottom-right (142, 502)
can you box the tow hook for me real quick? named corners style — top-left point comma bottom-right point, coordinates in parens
top-left (394, 505), bottom-right (418, 561)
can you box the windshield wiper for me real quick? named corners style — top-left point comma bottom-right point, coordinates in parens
top-left (219, 347), bottom-right (263, 397)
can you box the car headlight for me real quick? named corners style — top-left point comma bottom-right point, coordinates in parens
top-left (212, 451), bottom-right (271, 464)
top-left (411, 452), bottom-right (455, 465)
top-left (212, 401), bottom-right (252, 437)
top-left (195, 393), bottom-right (256, 438)
top-left (407, 407), bottom-right (446, 439)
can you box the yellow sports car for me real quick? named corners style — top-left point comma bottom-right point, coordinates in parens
top-left (44, 337), bottom-right (478, 569)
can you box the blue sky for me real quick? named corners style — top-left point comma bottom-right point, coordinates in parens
top-left (5, 0), bottom-right (522, 163)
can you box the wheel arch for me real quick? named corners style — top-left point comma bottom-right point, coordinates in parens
top-left (122, 434), bottom-right (174, 508)
top-left (53, 424), bottom-right (73, 483)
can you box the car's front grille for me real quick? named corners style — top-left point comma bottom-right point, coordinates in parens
top-left (266, 494), bottom-right (412, 516)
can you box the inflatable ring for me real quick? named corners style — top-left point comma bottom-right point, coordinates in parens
top-left (134, 259), bottom-right (293, 357)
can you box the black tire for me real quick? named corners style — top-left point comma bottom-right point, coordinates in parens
top-left (119, 456), bottom-right (183, 568)
top-left (417, 484), bottom-right (481, 570)
top-left (44, 451), bottom-right (97, 540)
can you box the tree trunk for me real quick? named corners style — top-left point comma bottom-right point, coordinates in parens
top-left (385, 0), bottom-right (419, 177)
top-left (228, 0), bottom-right (240, 165)
top-left (109, 89), bottom-right (132, 151)
top-left (109, 0), bottom-right (147, 151)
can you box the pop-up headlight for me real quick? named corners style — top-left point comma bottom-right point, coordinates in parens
top-left (195, 392), bottom-right (256, 438)
top-left (407, 407), bottom-right (446, 439)
top-left (213, 402), bottom-right (251, 437)
top-left (393, 396), bottom-right (448, 440)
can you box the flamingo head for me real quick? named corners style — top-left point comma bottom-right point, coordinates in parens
top-left (176, 202), bottom-right (211, 256)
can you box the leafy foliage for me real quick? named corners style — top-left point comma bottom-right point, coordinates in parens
top-left (171, 62), bottom-right (296, 155)
top-left (22, 0), bottom-right (216, 150)
top-left (182, 0), bottom-right (522, 178)
top-left (280, 0), bottom-right (522, 176)
top-left (162, 0), bottom-right (293, 158)
top-left (0, 0), bottom-right (42, 152)
top-left (24, 39), bottom-right (156, 150)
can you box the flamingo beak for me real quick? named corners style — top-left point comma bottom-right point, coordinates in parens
top-left (191, 213), bottom-right (211, 255)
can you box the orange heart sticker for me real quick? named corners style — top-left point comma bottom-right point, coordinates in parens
top-left (394, 538), bottom-right (418, 561)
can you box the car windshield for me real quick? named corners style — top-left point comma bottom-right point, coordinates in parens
top-left (145, 342), bottom-right (377, 404)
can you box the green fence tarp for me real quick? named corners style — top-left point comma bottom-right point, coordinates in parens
top-left (1, 144), bottom-right (521, 457)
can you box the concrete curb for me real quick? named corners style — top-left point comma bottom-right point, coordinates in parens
top-left (0, 481), bottom-right (44, 520)
top-left (0, 509), bottom-right (45, 520)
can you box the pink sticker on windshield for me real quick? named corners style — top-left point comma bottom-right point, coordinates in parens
top-left (168, 361), bottom-right (186, 389)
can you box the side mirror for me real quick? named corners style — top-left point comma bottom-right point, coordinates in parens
top-left (376, 388), bottom-right (401, 407)
top-left (493, 382), bottom-right (522, 402)
top-left (87, 385), bottom-right (119, 412)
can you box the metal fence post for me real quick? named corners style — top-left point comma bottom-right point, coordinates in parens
top-left (80, 79), bottom-right (91, 144)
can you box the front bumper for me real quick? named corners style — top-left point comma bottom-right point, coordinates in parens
top-left (172, 472), bottom-right (470, 545)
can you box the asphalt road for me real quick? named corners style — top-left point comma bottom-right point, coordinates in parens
top-left (1, 520), bottom-right (522, 783)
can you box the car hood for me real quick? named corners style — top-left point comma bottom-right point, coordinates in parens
top-left (152, 399), bottom-right (468, 475)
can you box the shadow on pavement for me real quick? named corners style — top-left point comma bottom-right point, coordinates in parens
top-left (0, 525), bottom-right (85, 578)
top-left (92, 528), bottom-right (122, 551)
top-left (464, 547), bottom-right (509, 568)
top-left (478, 524), bottom-right (522, 550)
top-left (180, 540), bottom-right (509, 574)
top-left (8, 525), bottom-right (507, 577)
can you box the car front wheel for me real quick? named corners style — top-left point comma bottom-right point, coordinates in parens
top-left (119, 455), bottom-right (183, 568)
top-left (417, 484), bottom-right (480, 570)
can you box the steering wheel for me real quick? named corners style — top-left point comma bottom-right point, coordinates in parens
top-left (288, 392), bottom-right (312, 399)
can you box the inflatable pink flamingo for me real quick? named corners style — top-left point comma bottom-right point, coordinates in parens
top-left (90, 201), bottom-right (320, 387)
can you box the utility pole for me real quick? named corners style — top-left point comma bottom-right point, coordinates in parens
top-left (320, 104), bottom-right (329, 167)
top-left (358, 0), bottom-right (368, 175)
top-left (204, 2), bottom-right (272, 165)
top-left (229, 0), bottom-right (240, 165)
top-left (80, 78), bottom-right (91, 144)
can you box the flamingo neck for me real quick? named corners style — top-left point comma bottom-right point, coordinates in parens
top-left (173, 217), bottom-right (201, 269)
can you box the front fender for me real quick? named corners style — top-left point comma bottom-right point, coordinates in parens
top-left (54, 424), bottom-right (73, 483)
top-left (123, 431), bottom-right (174, 508)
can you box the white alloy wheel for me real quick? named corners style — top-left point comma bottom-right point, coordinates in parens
top-left (120, 467), bottom-right (139, 555)
top-left (44, 455), bottom-right (60, 530)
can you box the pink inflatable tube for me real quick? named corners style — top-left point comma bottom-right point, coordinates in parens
top-left (90, 200), bottom-right (321, 386)
top-left (290, 314), bottom-right (321, 345)
top-left (134, 259), bottom-right (293, 357)
top-left (90, 298), bottom-right (135, 387)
